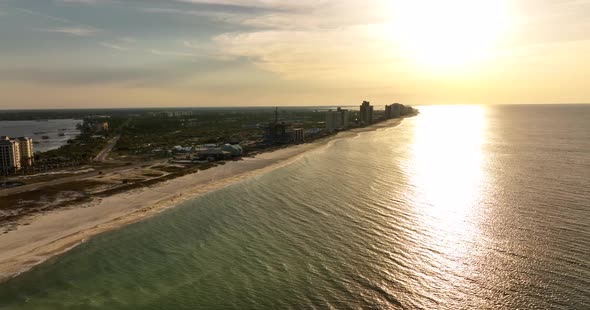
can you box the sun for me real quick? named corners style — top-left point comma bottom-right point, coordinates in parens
top-left (388, 0), bottom-right (511, 70)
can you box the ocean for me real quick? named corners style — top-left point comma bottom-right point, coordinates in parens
top-left (0, 119), bottom-right (81, 153)
top-left (0, 105), bottom-right (588, 309)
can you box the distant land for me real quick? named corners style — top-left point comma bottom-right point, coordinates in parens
top-left (0, 101), bottom-right (417, 281)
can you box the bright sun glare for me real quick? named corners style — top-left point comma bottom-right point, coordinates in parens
top-left (389, 0), bottom-right (511, 69)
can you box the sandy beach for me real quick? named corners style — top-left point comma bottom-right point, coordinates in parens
top-left (0, 118), bottom-right (404, 283)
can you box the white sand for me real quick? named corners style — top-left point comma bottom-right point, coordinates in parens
top-left (0, 119), bottom-right (403, 282)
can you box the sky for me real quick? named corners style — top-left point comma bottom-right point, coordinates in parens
top-left (0, 0), bottom-right (589, 108)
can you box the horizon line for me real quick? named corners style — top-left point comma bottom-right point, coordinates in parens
top-left (0, 102), bottom-right (589, 111)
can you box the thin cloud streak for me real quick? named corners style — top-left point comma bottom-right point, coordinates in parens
top-left (173, 0), bottom-right (322, 10)
top-left (55, 0), bottom-right (116, 4)
top-left (150, 49), bottom-right (196, 57)
top-left (15, 7), bottom-right (99, 29)
top-left (100, 42), bottom-right (130, 50)
top-left (35, 27), bottom-right (99, 36)
top-left (141, 7), bottom-right (250, 25)
top-left (0, 63), bottom-right (202, 87)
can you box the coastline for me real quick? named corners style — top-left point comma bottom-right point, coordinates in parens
top-left (0, 117), bottom-right (407, 283)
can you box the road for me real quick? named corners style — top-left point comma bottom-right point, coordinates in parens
top-left (94, 134), bottom-right (121, 162)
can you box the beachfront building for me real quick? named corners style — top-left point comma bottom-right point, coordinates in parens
top-left (360, 101), bottom-right (374, 125)
top-left (385, 103), bottom-right (402, 119)
top-left (167, 111), bottom-right (193, 117)
top-left (265, 122), bottom-right (291, 144)
top-left (17, 137), bottom-right (34, 167)
top-left (326, 108), bottom-right (350, 132)
top-left (221, 144), bottom-right (244, 156)
top-left (93, 121), bottom-right (109, 132)
top-left (195, 144), bottom-right (243, 161)
top-left (196, 149), bottom-right (232, 161)
top-left (292, 128), bottom-right (305, 143)
top-left (0, 136), bottom-right (22, 173)
top-left (0, 136), bottom-right (35, 172)
top-left (147, 111), bottom-right (193, 118)
top-left (263, 107), bottom-right (297, 144)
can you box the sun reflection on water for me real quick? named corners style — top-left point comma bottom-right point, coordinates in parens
top-left (407, 105), bottom-right (489, 292)
top-left (411, 105), bottom-right (487, 220)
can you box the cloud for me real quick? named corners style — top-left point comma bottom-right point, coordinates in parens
top-left (35, 27), bottom-right (99, 36)
top-left (213, 25), bottom-right (403, 85)
top-left (0, 67), bottom-right (151, 86)
top-left (183, 40), bottom-right (232, 60)
top-left (200, 0), bottom-right (590, 85)
top-left (172, 0), bottom-right (321, 10)
top-left (142, 7), bottom-right (225, 17)
top-left (54, 0), bottom-right (117, 4)
top-left (145, 1), bottom-right (388, 29)
top-left (15, 8), bottom-right (91, 26)
top-left (16, 7), bottom-right (102, 35)
top-left (141, 7), bottom-right (259, 27)
top-left (4, 0), bottom-right (590, 107)
top-left (118, 37), bottom-right (137, 43)
top-left (100, 42), bottom-right (130, 50)
top-left (0, 63), bottom-right (201, 87)
top-left (150, 49), bottom-right (196, 57)
top-left (187, 0), bottom-right (400, 83)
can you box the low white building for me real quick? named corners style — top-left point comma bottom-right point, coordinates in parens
top-left (221, 144), bottom-right (243, 156)
top-left (173, 145), bottom-right (193, 153)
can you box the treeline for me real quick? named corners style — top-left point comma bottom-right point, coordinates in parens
top-left (113, 109), bottom-right (325, 158)
top-left (36, 117), bottom-right (127, 164)
top-left (37, 132), bottom-right (107, 163)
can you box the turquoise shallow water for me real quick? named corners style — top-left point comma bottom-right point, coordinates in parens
top-left (0, 105), bottom-right (589, 309)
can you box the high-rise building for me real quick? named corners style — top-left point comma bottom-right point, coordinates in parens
top-left (264, 107), bottom-right (292, 144)
top-left (0, 136), bottom-right (21, 173)
top-left (0, 136), bottom-right (35, 172)
top-left (325, 107), bottom-right (350, 132)
top-left (326, 111), bottom-right (338, 132)
top-left (17, 137), bottom-right (34, 167)
top-left (385, 103), bottom-right (402, 119)
top-left (360, 101), bottom-right (373, 125)
top-left (292, 128), bottom-right (305, 143)
top-left (265, 122), bottom-right (289, 143)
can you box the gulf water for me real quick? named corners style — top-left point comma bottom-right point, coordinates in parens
top-left (0, 105), bottom-right (588, 309)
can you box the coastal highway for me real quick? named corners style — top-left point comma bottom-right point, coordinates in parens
top-left (94, 134), bottom-right (121, 162)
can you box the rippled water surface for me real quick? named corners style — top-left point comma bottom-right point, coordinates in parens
top-left (0, 119), bottom-right (81, 152)
top-left (0, 105), bottom-right (588, 309)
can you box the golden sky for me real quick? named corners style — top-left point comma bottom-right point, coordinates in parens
top-left (0, 0), bottom-right (589, 108)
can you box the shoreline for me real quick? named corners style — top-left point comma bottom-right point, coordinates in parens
top-left (0, 117), bottom-right (409, 283)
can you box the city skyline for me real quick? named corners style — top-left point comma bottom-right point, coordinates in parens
top-left (1, 0), bottom-right (589, 108)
